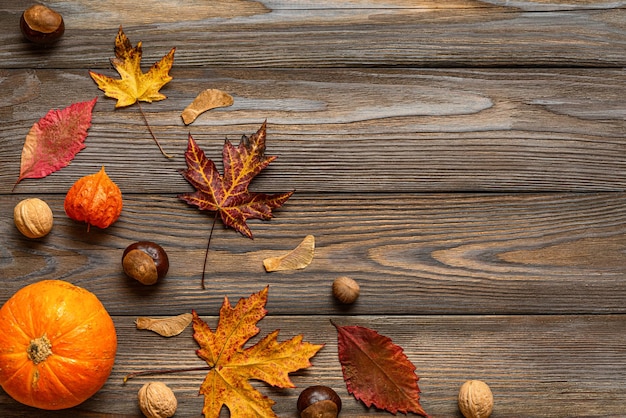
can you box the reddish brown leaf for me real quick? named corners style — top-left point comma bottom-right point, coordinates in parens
top-left (333, 322), bottom-right (429, 417)
top-left (15, 98), bottom-right (97, 188)
top-left (179, 121), bottom-right (293, 239)
top-left (193, 287), bottom-right (323, 418)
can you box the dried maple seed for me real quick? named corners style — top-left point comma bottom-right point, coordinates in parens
top-left (458, 380), bottom-right (493, 418)
top-left (181, 88), bottom-right (234, 125)
top-left (14, 198), bottom-right (53, 239)
top-left (263, 235), bottom-right (315, 272)
top-left (135, 313), bottom-right (193, 337)
top-left (20, 5), bottom-right (64, 44)
top-left (138, 382), bottom-right (177, 418)
top-left (332, 276), bottom-right (360, 304)
top-left (297, 385), bottom-right (342, 418)
top-left (123, 241), bottom-right (169, 285)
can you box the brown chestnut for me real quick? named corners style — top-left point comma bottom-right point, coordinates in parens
top-left (20, 4), bottom-right (65, 44)
top-left (122, 241), bottom-right (169, 285)
top-left (297, 385), bottom-right (342, 418)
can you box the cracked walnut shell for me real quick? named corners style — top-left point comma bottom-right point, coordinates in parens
top-left (458, 380), bottom-right (493, 418)
top-left (138, 382), bottom-right (177, 418)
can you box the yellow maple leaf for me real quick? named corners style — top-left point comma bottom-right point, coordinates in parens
top-left (89, 26), bottom-right (175, 108)
top-left (192, 287), bottom-right (323, 418)
top-left (89, 26), bottom-right (175, 157)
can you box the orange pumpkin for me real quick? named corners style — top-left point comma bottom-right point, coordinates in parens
top-left (64, 166), bottom-right (123, 229)
top-left (0, 280), bottom-right (117, 410)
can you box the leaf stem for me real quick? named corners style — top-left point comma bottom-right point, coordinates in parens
top-left (201, 212), bottom-right (219, 289)
top-left (137, 102), bottom-right (173, 158)
top-left (123, 365), bottom-right (212, 384)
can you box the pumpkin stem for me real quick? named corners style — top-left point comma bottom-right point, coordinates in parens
top-left (27, 334), bottom-right (53, 364)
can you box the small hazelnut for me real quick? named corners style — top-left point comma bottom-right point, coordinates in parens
top-left (123, 241), bottom-right (169, 285)
top-left (458, 380), bottom-right (493, 418)
top-left (20, 4), bottom-right (65, 44)
top-left (297, 385), bottom-right (342, 418)
top-left (332, 276), bottom-right (360, 304)
top-left (14, 198), bottom-right (54, 239)
top-left (137, 381), bottom-right (177, 418)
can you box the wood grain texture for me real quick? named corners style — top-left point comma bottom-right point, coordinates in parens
top-left (0, 1), bottom-right (624, 68)
top-left (2, 68), bottom-right (624, 194)
top-left (1, 315), bottom-right (625, 417)
top-left (1, 0), bottom-right (625, 416)
top-left (2, 193), bottom-right (625, 316)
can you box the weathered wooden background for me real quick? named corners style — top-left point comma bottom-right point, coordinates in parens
top-left (1, 0), bottom-right (625, 417)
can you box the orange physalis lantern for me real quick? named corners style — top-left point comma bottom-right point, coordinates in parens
top-left (64, 166), bottom-right (122, 229)
top-left (0, 280), bottom-right (117, 410)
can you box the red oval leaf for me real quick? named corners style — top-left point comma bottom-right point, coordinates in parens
top-left (333, 322), bottom-right (429, 417)
top-left (15, 97), bottom-right (97, 188)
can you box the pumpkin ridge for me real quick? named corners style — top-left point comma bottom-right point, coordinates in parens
top-left (47, 307), bottom-right (107, 344)
top-left (4, 303), bottom-right (32, 343)
top-left (35, 360), bottom-right (82, 404)
top-left (0, 354), bottom-right (30, 385)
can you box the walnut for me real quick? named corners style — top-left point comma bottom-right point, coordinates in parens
top-left (138, 382), bottom-right (177, 418)
top-left (458, 380), bottom-right (493, 418)
top-left (14, 198), bottom-right (53, 238)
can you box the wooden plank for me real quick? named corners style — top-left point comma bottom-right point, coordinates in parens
top-left (2, 192), bottom-right (625, 316)
top-left (0, 2), bottom-right (624, 68)
top-left (1, 1), bottom-right (623, 416)
top-left (1, 314), bottom-right (625, 417)
top-left (2, 68), bottom-right (624, 194)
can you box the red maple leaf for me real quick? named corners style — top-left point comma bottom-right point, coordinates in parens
top-left (179, 121), bottom-right (293, 239)
top-left (333, 322), bottom-right (429, 417)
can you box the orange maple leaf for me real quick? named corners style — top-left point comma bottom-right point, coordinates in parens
top-left (193, 287), bottom-right (323, 418)
top-left (89, 26), bottom-right (175, 157)
top-left (179, 121), bottom-right (294, 239)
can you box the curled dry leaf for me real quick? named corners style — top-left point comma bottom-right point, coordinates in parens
top-left (263, 235), bottom-right (315, 272)
top-left (135, 313), bottom-right (193, 337)
top-left (181, 89), bottom-right (234, 125)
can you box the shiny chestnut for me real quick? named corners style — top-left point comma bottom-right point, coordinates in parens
top-left (122, 241), bottom-right (169, 285)
top-left (297, 385), bottom-right (342, 418)
top-left (20, 5), bottom-right (65, 44)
